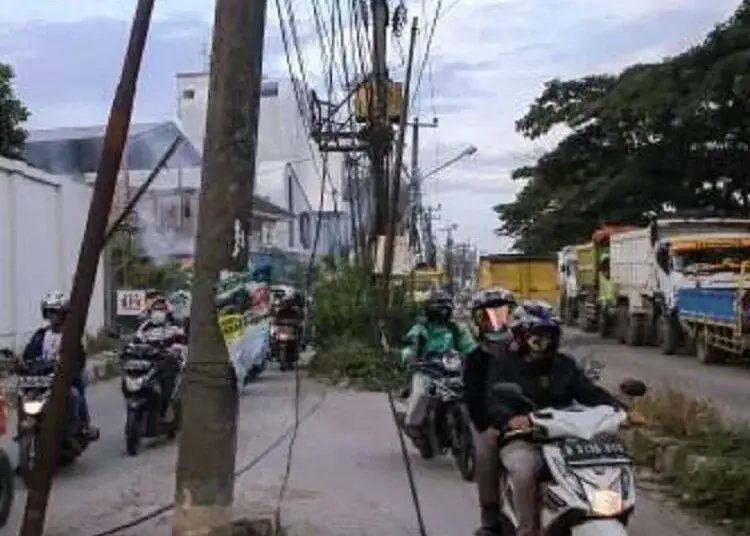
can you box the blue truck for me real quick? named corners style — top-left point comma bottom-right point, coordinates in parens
top-left (675, 285), bottom-right (750, 363)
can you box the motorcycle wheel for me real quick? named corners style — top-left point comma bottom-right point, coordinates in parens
top-left (0, 449), bottom-right (14, 527)
top-left (16, 434), bottom-right (34, 483)
top-left (125, 409), bottom-right (143, 456)
top-left (452, 407), bottom-right (477, 482)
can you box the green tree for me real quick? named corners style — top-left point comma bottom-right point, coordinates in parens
top-left (497, 0), bottom-right (750, 253)
top-left (0, 63), bottom-right (30, 160)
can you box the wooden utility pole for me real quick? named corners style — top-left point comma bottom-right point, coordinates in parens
top-left (19, 2), bottom-right (155, 535)
top-left (381, 17), bottom-right (418, 289)
top-left (172, 0), bottom-right (268, 534)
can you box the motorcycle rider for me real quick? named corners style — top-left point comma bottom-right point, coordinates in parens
top-left (472, 304), bottom-right (643, 536)
top-left (400, 289), bottom-right (476, 438)
top-left (134, 296), bottom-right (185, 421)
top-left (21, 291), bottom-right (99, 440)
top-left (464, 287), bottom-right (517, 536)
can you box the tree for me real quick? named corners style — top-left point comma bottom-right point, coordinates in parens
top-left (0, 63), bottom-right (30, 160)
top-left (496, 0), bottom-right (750, 253)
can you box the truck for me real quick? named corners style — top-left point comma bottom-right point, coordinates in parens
top-left (411, 266), bottom-right (449, 303)
top-left (477, 254), bottom-right (559, 305)
top-left (609, 216), bottom-right (750, 358)
top-left (558, 226), bottom-right (634, 333)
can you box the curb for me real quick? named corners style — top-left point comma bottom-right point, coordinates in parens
top-left (1, 351), bottom-right (122, 409)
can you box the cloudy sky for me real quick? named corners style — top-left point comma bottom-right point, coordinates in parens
top-left (0, 0), bottom-right (741, 252)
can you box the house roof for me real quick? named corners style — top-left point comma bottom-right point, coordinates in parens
top-left (25, 121), bottom-right (202, 175)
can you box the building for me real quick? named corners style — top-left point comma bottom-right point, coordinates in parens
top-left (176, 72), bottom-right (360, 258)
top-left (0, 156), bottom-right (105, 351)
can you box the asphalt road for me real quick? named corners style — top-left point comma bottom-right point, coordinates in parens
top-left (563, 328), bottom-right (750, 422)
top-left (1, 363), bottom-right (722, 536)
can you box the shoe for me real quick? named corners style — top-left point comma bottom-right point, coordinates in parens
top-left (83, 425), bottom-right (100, 441)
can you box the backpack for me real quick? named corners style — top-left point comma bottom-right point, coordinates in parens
top-left (415, 321), bottom-right (463, 357)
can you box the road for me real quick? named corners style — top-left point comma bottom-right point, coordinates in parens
top-left (2, 363), bottom-right (722, 536)
top-left (563, 328), bottom-right (750, 422)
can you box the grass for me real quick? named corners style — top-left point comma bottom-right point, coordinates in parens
top-left (307, 336), bottom-right (405, 391)
top-left (633, 386), bottom-right (750, 533)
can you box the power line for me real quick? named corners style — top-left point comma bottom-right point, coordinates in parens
top-left (411, 0), bottom-right (444, 109)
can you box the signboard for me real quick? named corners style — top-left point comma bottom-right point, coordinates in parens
top-left (117, 290), bottom-right (146, 316)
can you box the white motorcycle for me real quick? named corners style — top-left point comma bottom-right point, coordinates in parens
top-left (494, 379), bottom-right (647, 536)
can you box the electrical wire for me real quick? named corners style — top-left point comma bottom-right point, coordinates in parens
top-left (87, 391), bottom-right (327, 536)
top-left (411, 0), bottom-right (444, 109)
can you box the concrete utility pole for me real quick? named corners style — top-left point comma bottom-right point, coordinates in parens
top-left (19, 2), bottom-right (156, 535)
top-left (381, 17), bottom-right (418, 289)
top-left (172, 0), bottom-right (268, 534)
top-left (424, 204), bottom-right (440, 267)
top-left (408, 117), bottom-right (438, 256)
top-left (370, 0), bottom-right (391, 248)
top-left (442, 223), bottom-right (458, 295)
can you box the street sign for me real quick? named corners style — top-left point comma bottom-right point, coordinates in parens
top-left (117, 289), bottom-right (146, 316)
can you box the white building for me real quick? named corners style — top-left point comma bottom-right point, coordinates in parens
top-left (0, 156), bottom-right (105, 352)
top-left (176, 72), bottom-right (355, 257)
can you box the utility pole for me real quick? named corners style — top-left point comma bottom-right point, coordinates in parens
top-left (441, 223), bottom-right (457, 295)
top-left (19, 1), bottom-right (155, 535)
top-left (172, 0), bottom-right (268, 534)
top-left (370, 0), bottom-right (391, 250)
top-left (424, 204), bottom-right (440, 267)
top-left (381, 17), bottom-right (418, 289)
top-left (408, 117), bottom-right (438, 256)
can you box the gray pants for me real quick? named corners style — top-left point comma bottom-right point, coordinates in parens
top-left (472, 425), bottom-right (500, 508)
top-left (500, 440), bottom-right (544, 536)
top-left (404, 372), bottom-right (431, 427)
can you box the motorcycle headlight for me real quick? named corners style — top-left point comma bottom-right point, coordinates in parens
top-left (442, 354), bottom-right (462, 372)
top-left (23, 400), bottom-right (45, 415)
top-left (124, 376), bottom-right (146, 391)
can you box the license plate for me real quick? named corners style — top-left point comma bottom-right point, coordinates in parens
top-left (560, 435), bottom-right (630, 466)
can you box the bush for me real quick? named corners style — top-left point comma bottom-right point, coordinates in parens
top-left (307, 336), bottom-right (405, 391)
top-left (634, 387), bottom-right (750, 532)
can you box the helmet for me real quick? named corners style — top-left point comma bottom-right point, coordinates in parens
top-left (513, 301), bottom-right (561, 357)
top-left (41, 291), bottom-right (68, 320)
top-left (470, 288), bottom-right (515, 343)
top-left (424, 289), bottom-right (452, 323)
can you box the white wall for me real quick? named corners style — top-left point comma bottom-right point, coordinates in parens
top-left (0, 157), bottom-right (105, 352)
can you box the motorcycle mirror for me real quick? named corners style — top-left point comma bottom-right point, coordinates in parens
top-left (619, 378), bottom-right (647, 398)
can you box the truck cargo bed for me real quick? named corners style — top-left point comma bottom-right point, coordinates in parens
top-left (676, 287), bottom-right (737, 326)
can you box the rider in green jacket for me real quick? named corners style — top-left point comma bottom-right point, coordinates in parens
top-left (400, 289), bottom-right (476, 437)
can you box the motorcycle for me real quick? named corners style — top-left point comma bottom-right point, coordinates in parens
top-left (0, 355), bottom-right (14, 527)
top-left (15, 360), bottom-right (96, 481)
top-left (271, 320), bottom-right (300, 371)
top-left (121, 340), bottom-right (184, 456)
top-left (493, 379), bottom-right (647, 536)
top-left (396, 350), bottom-right (476, 481)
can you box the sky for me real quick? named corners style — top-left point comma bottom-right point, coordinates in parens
top-left (0, 0), bottom-right (742, 253)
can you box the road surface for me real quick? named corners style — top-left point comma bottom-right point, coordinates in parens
top-left (563, 329), bottom-right (750, 422)
top-left (2, 365), bottom-right (721, 535)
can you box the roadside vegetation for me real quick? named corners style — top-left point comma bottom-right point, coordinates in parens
top-left (633, 387), bottom-right (750, 533)
top-left (309, 264), bottom-right (418, 390)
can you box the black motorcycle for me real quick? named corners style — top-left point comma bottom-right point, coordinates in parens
top-left (398, 350), bottom-right (476, 481)
top-left (271, 319), bottom-right (300, 371)
top-left (15, 360), bottom-right (96, 481)
top-left (121, 341), bottom-right (184, 456)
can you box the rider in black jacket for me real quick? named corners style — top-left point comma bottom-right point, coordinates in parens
top-left (467, 305), bottom-right (629, 536)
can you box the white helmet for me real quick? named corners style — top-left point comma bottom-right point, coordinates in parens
top-left (41, 290), bottom-right (68, 318)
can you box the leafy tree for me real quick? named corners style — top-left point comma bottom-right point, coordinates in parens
top-left (110, 232), bottom-right (191, 292)
top-left (496, 0), bottom-right (750, 253)
top-left (0, 63), bottom-right (30, 160)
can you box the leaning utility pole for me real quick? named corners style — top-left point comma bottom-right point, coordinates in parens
top-left (172, 0), bottom-right (268, 534)
top-left (381, 17), bottom-right (418, 289)
top-left (19, 2), bottom-right (155, 535)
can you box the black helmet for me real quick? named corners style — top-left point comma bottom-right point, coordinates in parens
top-left (512, 302), bottom-right (561, 357)
top-left (424, 289), bottom-right (452, 323)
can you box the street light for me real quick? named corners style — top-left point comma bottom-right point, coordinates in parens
top-left (419, 144), bottom-right (478, 183)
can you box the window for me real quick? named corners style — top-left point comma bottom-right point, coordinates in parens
top-left (182, 89), bottom-right (195, 100)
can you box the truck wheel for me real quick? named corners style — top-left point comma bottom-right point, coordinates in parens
top-left (598, 310), bottom-right (611, 338)
top-left (564, 300), bottom-right (576, 327)
top-left (616, 306), bottom-right (628, 344)
top-left (696, 331), bottom-right (721, 364)
top-left (578, 302), bottom-right (594, 332)
top-left (625, 314), bottom-right (645, 346)
top-left (659, 315), bottom-right (679, 355)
